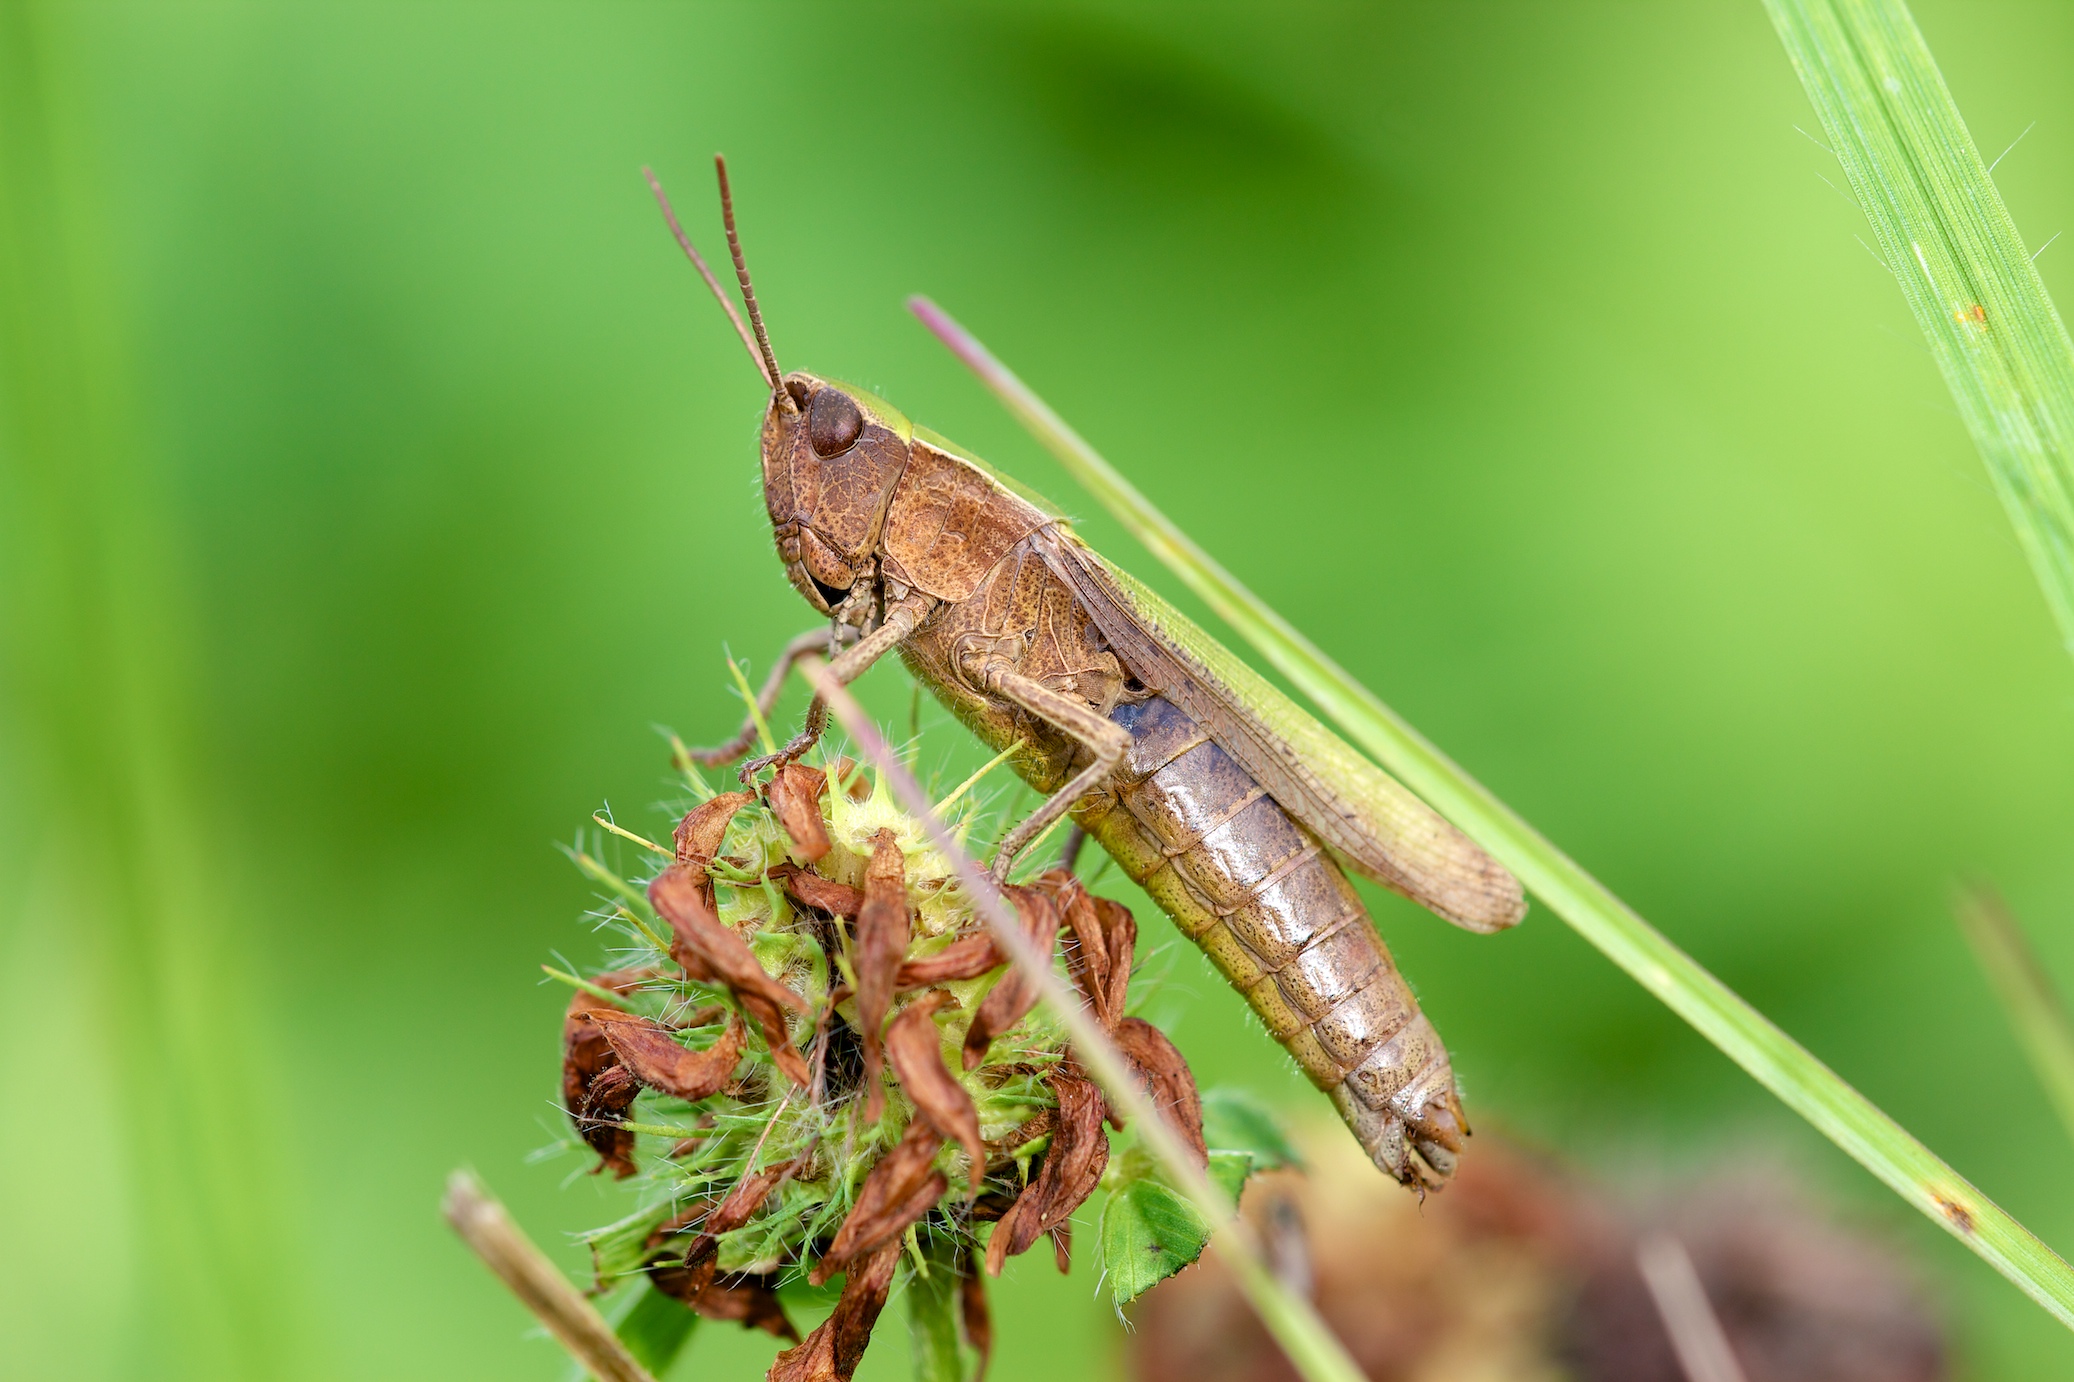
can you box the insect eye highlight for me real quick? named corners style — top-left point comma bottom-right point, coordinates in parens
top-left (807, 388), bottom-right (864, 458)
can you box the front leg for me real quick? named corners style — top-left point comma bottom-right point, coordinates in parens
top-left (977, 662), bottom-right (1129, 882)
top-left (688, 627), bottom-right (852, 768)
top-left (743, 592), bottom-right (940, 781)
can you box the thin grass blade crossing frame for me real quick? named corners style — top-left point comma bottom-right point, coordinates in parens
top-left (908, 296), bottom-right (2074, 1330)
top-left (1954, 885), bottom-right (2074, 1151)
top-left (1765, 0), bottom-right (2074, 656)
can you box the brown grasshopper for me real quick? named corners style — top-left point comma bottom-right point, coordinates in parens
top-left (651, 158), bottom-right (1525, 1190)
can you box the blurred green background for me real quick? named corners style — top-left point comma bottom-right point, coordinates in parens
top-left (5, 1), bottom-right (2074, 1377)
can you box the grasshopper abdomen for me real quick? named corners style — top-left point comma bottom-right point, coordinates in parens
top-left (895, 536), bottom-right (1468, 1188)
top-left (1077, 695), bottom-right (1467, 1189)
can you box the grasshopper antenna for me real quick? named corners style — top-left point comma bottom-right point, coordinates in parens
top-left (713, 154), bottom-right (793, 413)
top-left (642, 164), bottom-right (782, 402)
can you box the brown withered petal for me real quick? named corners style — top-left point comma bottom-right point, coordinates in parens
top-left (812, 1118), bottom-right (947, 1285)
top-left (884, 992), bottom-right (985, 1189)
top-left (578, 1064), bottom-right (641, 1178)
top-left (895, 932), bottom-right (1002, 989)
top-left (766, 762), bottom-right (832, 862)
top-left (644, 1202), bottom-right (704, 1251)
top-left (957, 1246), bottom-right (993, 1382)
top-left (673, 790), bottom-right (754, 868)
top-left (1046, 874), bottom-right (1108, 1018)
top-left (1035, 870), bottom-right (1136, 1029)
top-left (650, 865), bottom-right (812, 1088)
top-left (1088, 897), bottom-right (1135, 1021)
top-left (985, 1068), bottom-right (1109, 1275)
top-left (591, 1010), bottom-right (746, 1102)
top-left (1050, 1222), bottom-right (1072, 1273)
top-left (778, 867), bottom-right (864, 918)
top-left (647, 1264), bottom-right (798, 1342)
top-left (853, 828), bottom-right (910, 1122)
top-left (961, 886), bottom-right (1063, 1071)
top-left (561, 968), bottom-right (653, 1174)
top-left (1113, 1016), bottom-right (1208, 1169)
top-left (769, 1238), bottom-right (901, 1382)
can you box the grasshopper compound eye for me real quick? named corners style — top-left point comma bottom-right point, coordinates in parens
top-left (808, 387), bottom-right (864, 457)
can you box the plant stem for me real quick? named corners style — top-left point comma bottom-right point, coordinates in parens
top-left (908, 296), bottom-right (2074, 1329)
top-left (441, 1170), bottom-right (660, 1382)
top-left (1955, 886), bottom-right (2074, 1150)
top-left (798, 658), bottom-right (1368, 1382)
top-left (1764, 0), bottom-right (2074, 659)
top-left (1636, 1234), bottom-right (1751, 1382)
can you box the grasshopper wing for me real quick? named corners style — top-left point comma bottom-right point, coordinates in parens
top-left (1034, 528), bottom-right (1525, 933)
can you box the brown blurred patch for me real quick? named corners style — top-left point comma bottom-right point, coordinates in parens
top-left (648, 1266), bottom-right (797, 1343)
top-left (1126, 1127), bottom-right (1946, 1382)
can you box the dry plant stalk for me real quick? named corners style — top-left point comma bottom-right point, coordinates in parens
top-left (441, 1171), bottom-right (659, 1382)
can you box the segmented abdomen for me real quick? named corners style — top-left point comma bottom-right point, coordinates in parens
top-left (1075, 696), bottom-right (1467, 1188)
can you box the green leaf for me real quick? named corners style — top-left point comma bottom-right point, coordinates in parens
top-left (1201, 1089), bottom-right (1301, 1172)
top-left (616, 1283), bottom-right (700, 1376)
top-left (564, 1281), bottom-right (698, 1382)
top-left (1101, 1178), bottom-right (1211, 1305)
top-left (904, 1231), bottom-right (964, 1382)
top-left (1206, 1149), bottom-right (1254, 1203)
top-left (1095, 1148), bottom-right (1256, 1307)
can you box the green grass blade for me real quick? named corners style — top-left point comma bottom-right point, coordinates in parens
top-left (1955, 886), bottom-right (2074, 1150)
top-left (908, 296), bottom-right (2074, 1329)
top-left (1764, 0), bottom-right (2074, 657)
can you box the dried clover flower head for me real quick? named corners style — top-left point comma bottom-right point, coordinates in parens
top-left (556, 752), bottom-right (1227, 1382)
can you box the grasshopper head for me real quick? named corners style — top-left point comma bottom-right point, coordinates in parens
top-left (762, 373), bottom-right (913, 615)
